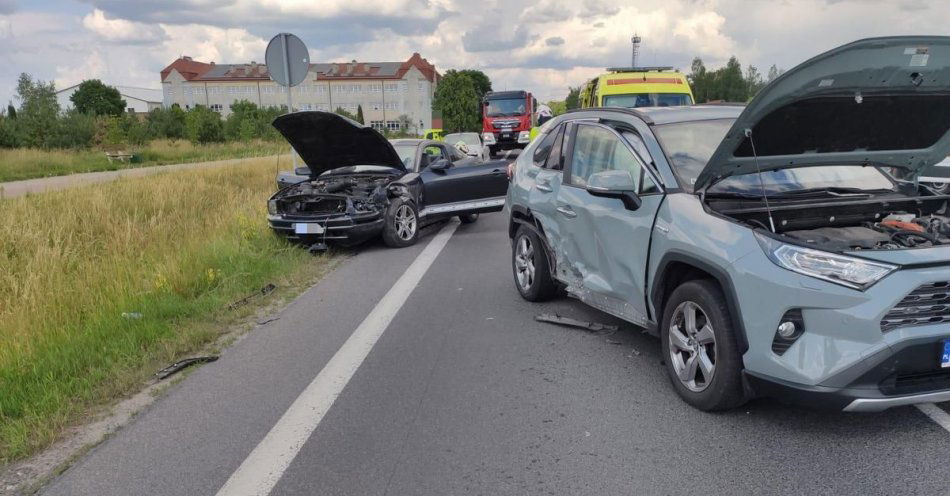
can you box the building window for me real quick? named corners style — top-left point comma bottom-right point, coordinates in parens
top-left (401, 82), bottom-right (408, 92)
top-left (370, 120), bottom-right (384, 130)
top-left (384, 102), bottom-right (399, 110)
top-left (210, 104), bottom-right (223, 112)
top-left (385, 83), bottom-right (398, 92)
top-left (386, 121), bottom-right (400, 131)
top-left (417, 82), bottom-right (424, 92)
top-left (368, 83), bottom-right (382, 93)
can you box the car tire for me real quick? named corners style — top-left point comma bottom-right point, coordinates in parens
top-left (458, 213), bottom-right (479, 224)
top-left (925, 182), bottom-right (950, 195)
top-left (512, 225), bottom-right (558, 301)
top-left (489, 145), bottom-right (499, 157)
top-left (660, 279), bottom-right (746, 411)
top-left (381, 198), bottom-right (419, 248)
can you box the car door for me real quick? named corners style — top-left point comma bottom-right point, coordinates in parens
top-left (522, 122), bottom-right (569, 262)
top-left (553, 121), bottom-right (665, 328)
top-left (419, 144), bottom-right (510, 217)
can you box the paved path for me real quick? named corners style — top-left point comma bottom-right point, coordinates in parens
top-left (40, 213), bottom-right (950, 495)
top-left (0, 155), bottom-right (289, 199)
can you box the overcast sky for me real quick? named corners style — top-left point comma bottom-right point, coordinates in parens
top-left (0, 0), bottom-right (947, 106)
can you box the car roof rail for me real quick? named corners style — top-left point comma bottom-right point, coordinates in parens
top-left (564, 107), bottom-right (654, 125)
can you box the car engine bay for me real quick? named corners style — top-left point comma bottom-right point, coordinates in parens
top-left (273, 174), bottom-right (394, 216)
top-left (709, 194), bottom-right (950, 251)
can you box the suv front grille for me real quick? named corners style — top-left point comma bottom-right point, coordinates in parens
top-left (880, 369), bottom-right (950, 395)
top-left (880, 281), bottom-right (950, 332)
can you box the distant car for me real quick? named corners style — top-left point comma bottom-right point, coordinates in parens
top-left (919, 156), bottom-right (950, 194)
top-left (267, 112), bottom-right (510, 248)
top-left (444, 132), bottom-right (488, 161)
top-left (422, 128), bottom-right (443, 141)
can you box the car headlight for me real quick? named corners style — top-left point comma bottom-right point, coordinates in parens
top-left (755, 232), bottom-right (896, 290)
top-left (267, 199), bottom-right (278, 215)
top-left (482, 132), bottom-right (496, 145)
top-left (517, 131), bottom-right (530, 143)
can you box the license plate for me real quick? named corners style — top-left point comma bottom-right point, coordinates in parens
top-left (942, 339), bottom-right (950, 368)
top-left (501, 133), bottom-right (511, 139)
top-left (294, 223), bottom-right (324, 235)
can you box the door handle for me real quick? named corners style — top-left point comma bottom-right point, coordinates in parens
top-left (556, 205), bottom-right (577, 218)
top-left (535, 183), bottom-right (552, 192)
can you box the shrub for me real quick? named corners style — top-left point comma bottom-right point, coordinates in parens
top-left (184, 106), bottom-right (224, 144)
top-left (46, 111), bottom-right (97, 149)
top-left (145, 106), bottom-right (186, 140)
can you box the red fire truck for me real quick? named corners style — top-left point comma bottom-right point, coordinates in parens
top-left (481, 90), bottom-right (536, 156)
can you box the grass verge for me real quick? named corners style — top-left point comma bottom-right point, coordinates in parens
top-left (0, 139), bottom-right (286, 183)
top-left (0, 157), bottom-right (328, 462)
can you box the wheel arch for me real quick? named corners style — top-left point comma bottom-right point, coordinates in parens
top-left (650, 252), bottom-right (749, 354)
top-left (509, 204), bottom-right (558, 282)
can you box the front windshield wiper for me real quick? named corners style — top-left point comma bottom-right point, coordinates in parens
top-left (769, 187), bottom-right (892, 198)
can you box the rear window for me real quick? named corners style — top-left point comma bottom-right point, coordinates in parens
top-left (653, 118), bottom-right (734, 191)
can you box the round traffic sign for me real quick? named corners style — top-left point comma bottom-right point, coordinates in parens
top-left (265, 33), bottom-right (310, 87)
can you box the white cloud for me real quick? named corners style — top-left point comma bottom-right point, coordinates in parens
top-left (82, 9), bottom-right (165, 44)
top-left (2, 0), bottom-right (949, 107)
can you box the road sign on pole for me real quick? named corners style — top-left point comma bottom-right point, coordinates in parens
top-left (266, 33), bottom-right (309, 168)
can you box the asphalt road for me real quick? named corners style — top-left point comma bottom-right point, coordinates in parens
top-left (41, 212), bottom-right (950, 495)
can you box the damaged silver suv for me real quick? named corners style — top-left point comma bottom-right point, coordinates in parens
top-left (506, 37), bottom-right (950, 411)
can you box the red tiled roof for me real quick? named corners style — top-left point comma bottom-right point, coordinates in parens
top-left (160, 56), bottom-right (214, 82)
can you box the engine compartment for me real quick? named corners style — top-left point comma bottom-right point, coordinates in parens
top-left (708, 194), bottom-right (950, 251)
top-left (274, 174), bottom-right (394, 216)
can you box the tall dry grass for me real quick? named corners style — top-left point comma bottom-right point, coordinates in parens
top-left (0, 158), bottom-right (325, 461)
top-left (0, 139), bottom-right (285, 183)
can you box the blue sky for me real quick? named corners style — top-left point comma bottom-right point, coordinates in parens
top-left (0, 0), bottom-right (947, 106)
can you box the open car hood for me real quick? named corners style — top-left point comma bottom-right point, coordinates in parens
top-left (272, 111), bottom-right (405, 176)
top-left (695, 36), bottom-right (950, 191)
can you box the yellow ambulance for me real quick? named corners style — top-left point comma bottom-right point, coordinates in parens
top-left (580, 66), bottom-right (695, 109)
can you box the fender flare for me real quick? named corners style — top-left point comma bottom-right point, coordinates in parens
top-left (650, 251), bottom-right (749, 353)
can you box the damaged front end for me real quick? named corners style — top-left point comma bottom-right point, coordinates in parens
top-left (268, 171), bottom-right (403, 246)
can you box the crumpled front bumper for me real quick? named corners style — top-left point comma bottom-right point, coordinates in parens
top-left (268, 211), bottom-right (385, 246)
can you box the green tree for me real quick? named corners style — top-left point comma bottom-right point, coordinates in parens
top-left (565, 86), bottom-right (581, 110)
top-left (688, 57), bottom-right (709, 103)
top-left (70, 79), bottom-right (126, 116)
top-left (355, 104), bottom-right (365, 125)
top-left (224, 100), bottom-right (263, 140)
top-left (767, 64), bottom-right (784, 82)
top-left (47, 110), bottom-right (97, 148)
top-left (546, 100), bottom-right (566, 116)
top-left (0, 114), bottom-right (21, 147)
top-left (15, 73), bottom-right (60, 148)
top-left (145, 105), bottom-right (186, 140)
top-left (6, 103), bottom-right (15, 119)
top-left (184, 106), bottom-right (224, 144)
top-left (457, 69), bottom-right (492, 99)
top-left (433, 70), bottom-right (481, 133)
top-left (744, 65), bottom-right (765, 99)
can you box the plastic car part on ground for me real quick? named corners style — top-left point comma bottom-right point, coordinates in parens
top-left (535, 313), bottom-right (619, 332)
top-left (155, 356), bottom-right (219, 380)
top-left (227, 283), bottom-right (276, 310)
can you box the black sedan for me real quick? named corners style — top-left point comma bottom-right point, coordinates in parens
top-left (267, 112), bottom-right (510, 248)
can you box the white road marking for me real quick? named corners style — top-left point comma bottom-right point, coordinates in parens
top-left (916, 403), bottom-right (950, 432)
top-left (215, 220), bottom-right (460, 496)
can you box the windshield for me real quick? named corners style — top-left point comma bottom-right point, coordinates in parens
top-left (394, 145), bottom-right (416, 170)
top-left (654, 119), bottom-right (733, 192)
top-left (445, 133), bottom-right (481, 146)
top-left (603, 93), bottom-right (693, 108)
top-left (485, 98), bottom-right (526, 117)
top-left (709, 166), bottom-right (895, 195)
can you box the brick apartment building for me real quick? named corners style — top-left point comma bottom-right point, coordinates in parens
top-left (160, 53), bottom-right (440, 133)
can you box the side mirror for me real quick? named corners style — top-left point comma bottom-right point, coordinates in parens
top-left (294, 166), bottom-right (311, 176)
top-left (585, 170), bottom-right (641, 211)
top-left (429, 158), bottom-right (451, 171)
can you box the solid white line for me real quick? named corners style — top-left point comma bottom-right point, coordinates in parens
top-left (215, 220), bottom-right (460, 496)
top-left (915, 403), bottom-right (950, 432)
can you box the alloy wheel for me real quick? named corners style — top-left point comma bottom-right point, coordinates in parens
top-left (668, 301), bottom-right (717, 392)
top-left (514, 235), bottom-right (535, 291)
top-left (394, 204), bottom-right (416, 241)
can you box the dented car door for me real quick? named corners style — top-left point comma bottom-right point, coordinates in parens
top-left (554, 122), bottom-right (665, 327)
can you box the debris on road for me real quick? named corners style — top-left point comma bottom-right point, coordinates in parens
top-left (228, 283), bottom-right (277, 310)
top-left (627, 348), bottom-right (642, 357)
top-left (308, 242), bottom-right (328, 254)
top-left (605, 339), bottom-right (622, 345)
top-left (535, 313), bottom-right (618, 333)
top-left (155, 356), bottom-right (219, 380)
top-left (257, 317), bottom-right (280, 326)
